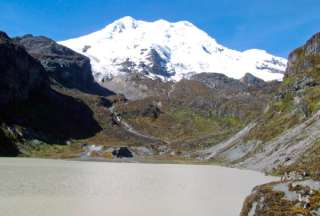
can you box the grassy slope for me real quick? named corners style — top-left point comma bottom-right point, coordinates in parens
top-left (239, 33), bottom-right (320, 216)
top-left (115, 79), bottom-right (273, 154)
top-left (243, 34), bottom-right (320, 172)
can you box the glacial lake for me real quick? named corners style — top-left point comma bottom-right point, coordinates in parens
top-left (0, 158), bottom-right (277, 216)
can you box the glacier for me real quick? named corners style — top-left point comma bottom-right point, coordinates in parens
top-left (60, 16), bottom-right (287, 82)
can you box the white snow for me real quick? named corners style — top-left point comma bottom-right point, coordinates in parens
top-left (60, 16), bottom-right (287, 82)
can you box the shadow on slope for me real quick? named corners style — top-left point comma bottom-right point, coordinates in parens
top-left (1, 88), bottom-right (102, 144)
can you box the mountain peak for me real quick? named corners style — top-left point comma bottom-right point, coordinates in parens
top-left (116, 16), bottom-right (136, 22)
top-left (0, 31), bottom-right (10, 43)
top-left (109, 16), bottom-right (139, 32)
top-left (60, 17), bottom-right (287, 82)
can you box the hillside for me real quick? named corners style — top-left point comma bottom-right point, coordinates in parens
top-left (2, 28), bottom-right (320, 173)
top-left (228, 33), bottom-right (320, 216)
top-left (197, 32), bottom-right (320, 177)
top-left (0, 32), bottom-right (164, 157)
top-left (110, 72), bottom-right (279, 158)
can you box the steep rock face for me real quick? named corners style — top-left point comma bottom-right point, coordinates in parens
top-left (143, 48), bottom-right (171, 77)
top-left (14, 35), bottom-right (111, 95)
top-left (200, 32), bottom-right (320, 175)
top-left (0, 126), bottom-right (19, 156)
top-left (0, 32), bottom-right (48, 106)
top-left (0, 32), bottom-right (49, 155)
top-left (0, 32), bottom-right (104, 155)
top-left (285, 33), bottom-right (320, 81)
top-left (304, 32), bottom-right (320, 55)
top-left (240, 73), bottom-right (268, 88)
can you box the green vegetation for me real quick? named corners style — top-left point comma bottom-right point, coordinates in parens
top-left (124, 106), bottom-right (244, 146)
top-left (304, 86), bottom-right (320, 114)
top-left (25, 143), bottom-right (80, 158)
top-left (241, 183), bottom-right (320, 216)
top-left (277, 138), bottom-right (320, 180)
top-left (240, 184), bottom-right (293, 216)
top-left (245, 110), bottom-right (300, 142)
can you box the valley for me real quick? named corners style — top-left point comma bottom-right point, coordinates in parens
top-left (1, 16), bottom-right (320, 215)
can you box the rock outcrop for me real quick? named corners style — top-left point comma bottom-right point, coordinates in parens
top-left (241, 180), bottom-right (320, 216)
top-left (287, 32), bottom-right (320, 76)
top-left (0, 32), bottom-right (48, 107)
top-left (0, 31), bottom-right (49, 155)
top-left (190, 72), bottom-right (247, 93)
top-left (112, 147), bottom-right (134, 158)
top-left (0, 126), bottom-right (20, 156)
top-left (0, 32), bottom-right (103, 155)
top-left (14, 34), bottom-right (112, 95)
top-left (240, 73), bottom-right (268, 88)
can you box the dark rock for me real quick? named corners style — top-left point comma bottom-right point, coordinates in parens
top-left (14, 35), bottom-right (113, 96)
top-left (14, 35), bottom-right (92, 89)
top-left (0, 32), bottom-right (10, 42)
top-left (82, 45), bottom-right (91, 53)
top-left (293, 77), bottom-right (317, 91)
top-left (144, 48), bottom-right (171, 77)
top-left (118, 58), bottom-right (137, 73)
top-left (112, 147), bottom-right (133, 158)
top-left (0, 32), bottom-right (103, 153)
top-left (191, 72), bottom-right (269, 92)
top-left (1, 88), bottom-right (103, 143)
top-left (80, 143), bottom-right (89, 149)
top-left (304, 32), bottom-right (320, 56)
top-left (98, 97), bottom-right (113, 108)
top-left (118, 48), bottom-right (172, 77)
top-left (240, 73), bottom-right (267, 88)
top-left (0, 126), bottom-right (19, 156)
top-left (190, 72), bottom-right (247, 92)
top-left (141, 104), bottom-right (161, 119)
top-left (0, 32), bottom-right (49, 107)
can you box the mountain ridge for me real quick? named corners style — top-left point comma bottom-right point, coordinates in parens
top-left (60, 16), bottom-right (287, 82)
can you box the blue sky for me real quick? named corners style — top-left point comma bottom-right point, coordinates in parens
top-left (1, 0), bottom-right (319, 57)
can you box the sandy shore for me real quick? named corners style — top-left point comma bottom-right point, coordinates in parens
top-left (0, 158), bottom-right (277, 216)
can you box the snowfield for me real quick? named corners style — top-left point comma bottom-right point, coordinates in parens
top-left (60, 16), bottom-right (287, 82)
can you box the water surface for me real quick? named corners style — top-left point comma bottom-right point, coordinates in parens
top-left (0, 158), bottom-right (277, 216)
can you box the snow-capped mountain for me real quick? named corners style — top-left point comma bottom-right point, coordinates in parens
top-left (60, 16), bottom-right (287, 82)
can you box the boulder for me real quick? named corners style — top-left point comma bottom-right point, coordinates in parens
top-left (112, 147), bottom-right (133, 158)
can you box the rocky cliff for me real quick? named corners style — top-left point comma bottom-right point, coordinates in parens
top-left (0, 32), bottom-right (106, 155)
top-left (199, 32), bottom-right (320, 176)
top-left (235, 32), bottom-right (320, 216)
top-left (0, 32), bottom-right (48, 107)
top-left (14, 34), bottom-right (112, 96)
top-left (0, 31), bottom-right (49, 155)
